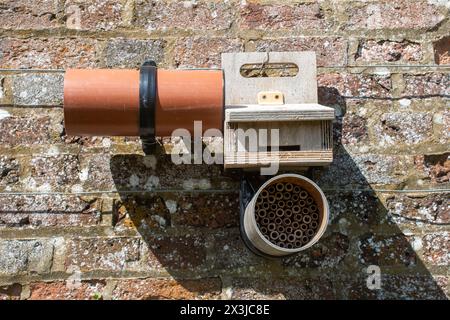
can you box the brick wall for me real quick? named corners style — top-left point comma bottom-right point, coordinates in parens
top-left (0, 0), bottom-right (449, 300)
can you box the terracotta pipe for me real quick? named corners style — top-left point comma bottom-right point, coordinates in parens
top-left (64, 68), bottom-right (224, 137)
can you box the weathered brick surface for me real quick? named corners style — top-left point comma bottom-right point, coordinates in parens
top-left (434, 36), bottom-right (450, 65)
top-left (282, 232), bottom-right (349, 268)
top-left (346, 274), bottom-right (448, 300)
top-left (145, 234), bottom-right (207, 271)
top-left (228, 277), bottom-right (336, 299)
top-left (64, 0), bottom-right (124, 31)
top-left (0, 283), bottom-right (21, 300)
top-left (174, 37), bottom-right (243, 68)
top-left (114, 192), bottom-right (238, 230)
top-left (422, 232), bottom-right (450, 266)
top-left (171, 193), bottom-right (238, 228)
top-left (0, 156), bottom-right (19, 187)
top-left (0, 195), bottom-right (101, 228)
top-left (415, 153), bottom-right (450, 184)
top-left (0, 0), bottom-right (61, 30)
top-left (29, 155), bottom-right (81, 191)
top-left (403, 73), bottom-right (450, 97)
top-left (0, 239), bottom-right (54, 275)
top-left (29, 280), bottom-right (106, 300)
top-left (248, 37), bottom-right (347, 67)
top-left (374, 112), bottom-right (433, 146)
top-left (0, 0), bottom-right (449, 301)
top-left (134, 0), bottom-right (234, 32)
top-left (0, 112), bottom-right (53, 146)
top-left (104, 38), bottom-right (166, 68)
top-left (355, 40), bottom-right (424, 63)
top-left (108, 153), bottom-right (236, 191)
top-left (386, 193), bottom-right (449, 226)
top-left (318, 73), bottom-right (393, 99)
top-left (65, 237), bottom-right (141, 272)
top-left (314, 149), bottom-right (412, 187)
top-left (358, 234), bottom-right (417, 267)
top-left (0, 38), bottom-right (98, 69)
top-left (239, 2), bottom-right (333, 31)
top-left (344, 1), bottom-right (447, 31)
top-left (325, 191), bottom-right (381, 225)
top-left (112, 277), bottom-right (222, 300)
top-left (341, 113), bottom-right (369, 145)
top-left (211, 229), bottom-right (264, 269)
top-left (11, 74), bottom-right (64, 106)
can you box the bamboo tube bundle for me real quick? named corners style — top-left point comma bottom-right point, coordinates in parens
top-left (253, 180), bottom-right (323, 249)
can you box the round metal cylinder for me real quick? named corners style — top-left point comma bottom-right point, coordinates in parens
top-left (243, 174), bottom-right (330, 257)
top-left (64, 68), bottom-right (224, 137)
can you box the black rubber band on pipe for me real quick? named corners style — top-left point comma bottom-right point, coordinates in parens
top-left (139, 61), bottom-right (157, 139)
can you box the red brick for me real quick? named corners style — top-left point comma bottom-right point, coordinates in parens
top-left (113, 195), bottom-right (171, 230)
top-left (29, 155), bottom-right (81, 191)
top-left (62, 136), bottom-right (112, 149)
top-left (104, 38), bottom-right (166, 68)
top-left (0, 113), bottom-right (52, 146)
top-left (29, 280), bottom-right (106, 300)
top-left (11, 73), bottom-right (63, 106)
top-left (248, 37), bottom-right (347, 67)
top-left (172, 193), bottom-right (238, 228)
top-left (378, 275), bottom-right (449, 300)
top-left (318, 73), bottom-right (393, 100)
top-left (112, 277), bottom-right (222, 300)
top-left (0, 38), bottom-right (99, 69)
top-left (240, 2), bottom-right (333, 31)
top-left (229, 277), bottom-right (336, 299)
top-left (174, 37), bottom-right (243, 68)
top-left (347, 274), bottom-right (448, 300)
top-left (146, 234), bottom-right (207, 270)
top-left (0, 0), bottom-right (61, 30)
top-left (109, 154), bottom-right (236, 191)
top-left (65, 238), bottom-right (141, 272)
top-left (0, 195), bottom-right (101, 228)
top-left (434, 36), bottom-right (450, 65)
top-left (134, 0), bottom-right (234, 31)
top-left (283, 232), bottom-right (349, 268)
top-left (341, 113), bottom-right (368, 145)
top-left (355, 40), bottom-right (424, 63)
top-left (0, 239), bottom-right (54, 275)
top-left (374, 112), bottom-right (433, 145)
top-left (114, 193), bottom-right (238, 230)
top-left (359, 233), bottom-right (417, 267)
top-left (0, 156), bottom-right (19, 187)
top-left (80, 154), bottom-right (115, 192)
top-left (386, 193), bottom-right (449, 225)
top-left (403, 73), bottom-right (450, 97)
top-left (0, 283), bottom-right (21, 300)
top-left (211, 229), bottom-right (263, 269)
top-left (415, 153), bottom-right (450, 184)
top-left (314, 151), bottom-right (411, 186)
top-left (345, 1), bottom-right (446, 31)
top-left (422, 232), bottom-right (450, 266)
top-left (65, 0), bottom-right (123, 31)
top-left (324, 191), bottom-right (381, 225)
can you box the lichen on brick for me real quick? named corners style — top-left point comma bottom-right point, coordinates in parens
top-left (12, 74), bottom-right (63, 106)
top-left (374, 112), bottom-right (433, 145)
top-left (355, 40), bottom-right (424, 63)
top-left (104, 38), bottom-right (166, 68)
top-left (386, 193), bottom-right (449, 225)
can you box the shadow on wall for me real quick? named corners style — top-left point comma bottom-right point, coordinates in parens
top-left (109, 85), bottom-right (447, 300)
